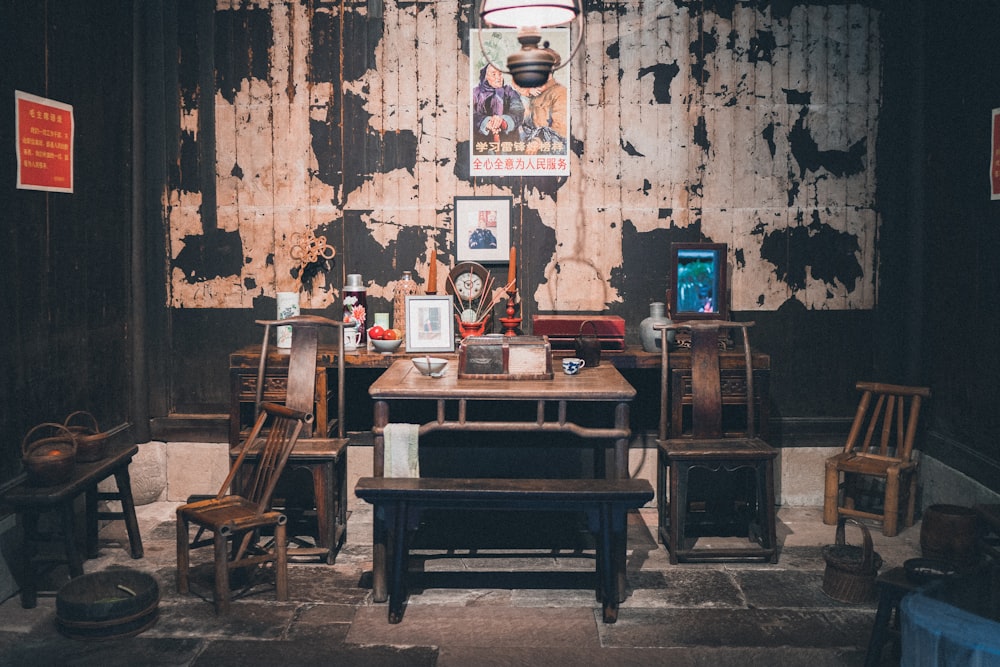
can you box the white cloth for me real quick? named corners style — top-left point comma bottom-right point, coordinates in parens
top-left (384, 423), bottom-right (420, 478)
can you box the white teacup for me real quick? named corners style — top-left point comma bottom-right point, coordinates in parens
top-left (344, 326), bottom-right (361, 350)
top-left (562, 357), bottom-right (586, 375)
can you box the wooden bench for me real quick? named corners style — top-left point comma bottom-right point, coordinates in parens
top-left (354, 476), bottom-right (653, 624)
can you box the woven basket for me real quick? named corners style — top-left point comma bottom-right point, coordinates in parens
top-left (821, 518), bottom-right (883, 603)
top-left (64, 411), bottom-right (110, 462)
top-left (22, 422), bottom-right (77, 486)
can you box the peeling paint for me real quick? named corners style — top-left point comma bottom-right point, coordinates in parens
top-left (166, 0), bottom-right (882, 316)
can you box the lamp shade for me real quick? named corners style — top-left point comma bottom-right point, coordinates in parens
top-left (480, 0), bottom-right (580, 28)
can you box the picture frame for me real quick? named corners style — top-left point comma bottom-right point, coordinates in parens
top-left (405, 295), bottom-right (456, 353)
top-left (454, 196), bottom-right (512, 263)
top-left (669, 242), bottom-right (730, 321)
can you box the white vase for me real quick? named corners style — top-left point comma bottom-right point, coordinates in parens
top-left (276, 292), bottom-right (300, 348)
top-left (639, 301), bottom-right (673, 353)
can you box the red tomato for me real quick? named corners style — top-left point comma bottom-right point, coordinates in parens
top-left (368, 325), bottom-right (385, 340)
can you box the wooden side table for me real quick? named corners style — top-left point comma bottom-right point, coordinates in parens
top-left (0, 442), bottom-right (144, 608)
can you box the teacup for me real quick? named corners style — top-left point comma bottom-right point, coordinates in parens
top-left (344, 326), bottom-right (361, 350)
top-left (562, 357), bottom-right (586, 375)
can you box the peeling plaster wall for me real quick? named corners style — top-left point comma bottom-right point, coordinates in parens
top-left (165, 0), bottom-right (880, 319)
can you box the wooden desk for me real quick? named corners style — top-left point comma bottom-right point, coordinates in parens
top-left (0, 442), bottom-right (144, 608)
top-left (366, 359), bottom-right (636, 603)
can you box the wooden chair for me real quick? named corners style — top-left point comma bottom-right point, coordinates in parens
top-left (247, 314), bottom-right (349, 563)
top-left (176, 401), bottom-right (313, 613)
top-left (824, 381), bottom-right (931, 537)
top-left (656, 320), bottom-right (778, 563)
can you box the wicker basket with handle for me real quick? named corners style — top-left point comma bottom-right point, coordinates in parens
top-left (822, 517), bottom-right (883, 603)
top-left (22, 422), bottom-right (77, 486)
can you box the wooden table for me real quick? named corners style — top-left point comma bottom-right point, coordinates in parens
top-left (366, 359), bottom-right (636, 602)
top-left (0, 441), bottom-right (144, 608)
top-left (229, 344), bottom-right (769, 445)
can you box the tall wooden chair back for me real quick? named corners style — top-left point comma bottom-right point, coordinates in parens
top-left (658, 321), bottom-right (758, 440)
top-left (824, 381), bottom-right (931, 536)
top-left (255, 314), bottom-right (346, 439)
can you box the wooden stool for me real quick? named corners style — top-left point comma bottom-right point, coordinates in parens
top-left (0, 442), bottom-right (144, 608)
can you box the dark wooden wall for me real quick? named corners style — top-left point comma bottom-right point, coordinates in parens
top-left (2, 0), bottom-right (999, 495)
top-left (0, 0), bottom-right (135, 484)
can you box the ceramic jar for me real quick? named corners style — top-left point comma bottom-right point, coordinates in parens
top-left (639, 301), bottom-right (673, 353)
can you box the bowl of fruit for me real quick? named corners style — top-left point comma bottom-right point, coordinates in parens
top-left (368, 325), bottom-right (403, 353)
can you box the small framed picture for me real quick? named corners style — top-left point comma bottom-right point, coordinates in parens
top-left (405, 295), bottom-right (456, 353)
top-left (454, 196), bottom-right (512, 263)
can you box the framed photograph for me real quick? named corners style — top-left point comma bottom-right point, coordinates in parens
top-left (405, 295), bottom-right (456, 353)
top-left (669, 243), bottom-right (730, 321)
top-left (454, 196), bottom-right (511, 263)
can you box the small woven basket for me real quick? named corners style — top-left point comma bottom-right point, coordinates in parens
top-left (64, 411), bottom-right (110, 462)
top-left (822, 518), bottom-right (883, 603)
top-left (22, 422), bottom-right (77, 486)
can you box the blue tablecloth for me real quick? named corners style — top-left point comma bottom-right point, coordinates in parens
top-left (901, 588), bottom-right (1000, 666)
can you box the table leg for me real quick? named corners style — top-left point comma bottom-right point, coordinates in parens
top-left (614, 401), bottom-right (629, 480)
top-left (372, 399), bottom-right (389, 602)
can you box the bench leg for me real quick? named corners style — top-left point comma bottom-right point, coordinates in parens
top-left (598, 502), bottom-right (620, 623)
top-left (388, 500), bottom-right (409, 624)
top-left (373, 507), bottom-right (388, 603)
top-left (114, 465), bottom-right (145, 559)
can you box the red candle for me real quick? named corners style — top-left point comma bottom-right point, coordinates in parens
top-left (508, 246), bottom-right (516, 287)
top-left (428, 239), bottom-right (437, 293)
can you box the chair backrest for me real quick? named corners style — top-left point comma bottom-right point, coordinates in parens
top-left (255, 314), bottom-right (345, 439)
top-left (657, 320), bottom-right (756, 440)
top-left (223, 401), bottom-right (314, 512)
top-left (843, 381), bottom-right (931, 463)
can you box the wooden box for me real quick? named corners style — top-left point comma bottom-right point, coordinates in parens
top-left (458, 336), bottom-right (554, 380)
top-left (531, 315), bottom-right (627, 351)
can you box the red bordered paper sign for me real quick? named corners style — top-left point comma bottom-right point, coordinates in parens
top-left (15, 91), bottom-right (74, 193)
top-left (992, 108), bottom-right (1000, 200)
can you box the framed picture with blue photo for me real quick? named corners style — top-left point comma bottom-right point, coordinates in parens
top-left (669, 242), bottom-right (729, 321)
top-left (454, 196), bottom-right (511, 263)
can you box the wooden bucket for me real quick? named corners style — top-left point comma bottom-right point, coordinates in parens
top-left (56, 570), bottom-right (159, 641)
top-left (63, 411), bottom-right (111, 462)
top-left (822, 518), bottom-right (883, 603)
top-left (21, 423), bottom-right (77, 486)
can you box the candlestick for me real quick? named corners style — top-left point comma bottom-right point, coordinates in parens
top-left (508, 246), bottom-right (516, 286)
top-left (427, 237), bottom-right (437, 294)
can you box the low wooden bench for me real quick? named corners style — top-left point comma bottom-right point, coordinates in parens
top-left (354, 476), bottom-right (654, 624)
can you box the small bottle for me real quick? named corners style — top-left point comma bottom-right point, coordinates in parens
top-left (343, 273), bottom-right (368, 344)
top-left (393, 270), bottom-right (417, 339)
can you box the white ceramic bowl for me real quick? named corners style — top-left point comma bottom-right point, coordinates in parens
top-left (371, 337), bottom-right (403, 353)
top-left (412, 356), bottom-right (448, 377)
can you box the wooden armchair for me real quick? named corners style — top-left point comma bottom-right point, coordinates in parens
top-left (656, 320), bottom-right (777, 563)
top-left (246, 314), bottom-right (349, 563)
top-left (176, 402), bottom-right (313, 613)
top-left (824, 381), bottom-right (931, 537)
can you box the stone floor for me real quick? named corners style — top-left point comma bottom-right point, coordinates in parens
top-left (0, 496), bottom-right (923, 666)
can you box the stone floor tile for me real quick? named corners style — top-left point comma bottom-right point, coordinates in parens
top-left (346, 605), bottom-right (603, 648)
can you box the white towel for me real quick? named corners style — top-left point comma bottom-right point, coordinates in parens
top-left (384, 423), bottom-right (420, 478)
